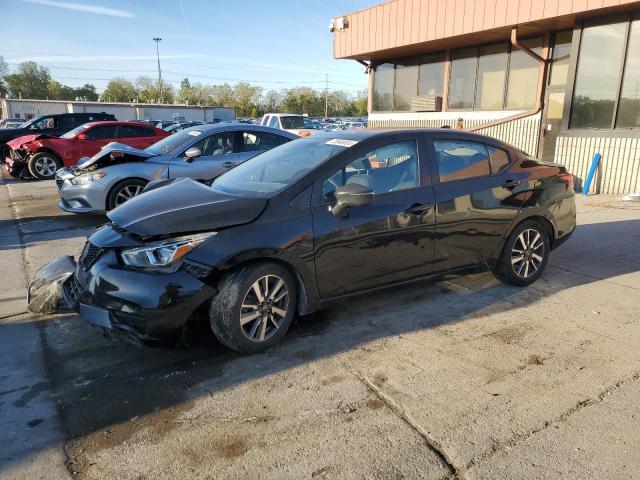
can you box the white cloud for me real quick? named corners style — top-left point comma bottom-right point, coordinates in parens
top-left (21, 0), bottom-right (135, 18)
top-left (6, 54), bottom-right (206, 63)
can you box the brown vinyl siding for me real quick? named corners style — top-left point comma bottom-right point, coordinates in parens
top-left (333, 0), bottom-right (640, 60)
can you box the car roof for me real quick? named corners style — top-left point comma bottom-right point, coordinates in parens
top-left (81, 121), bottom-right (161, 128)
top-left (310, 128), bottom-right (510, 147)
top-left (180, 123), bottom-right (299, 138)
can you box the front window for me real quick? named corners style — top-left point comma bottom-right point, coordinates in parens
top-left (212, 137), bottom-right (349, 198)
top-left (145, 128), bottom-right (205, 155)
top-left (60, 124), bottom-right (89, 139)
top-left (27, 117), bottom-right (55, 130)
top-left (280, 116), bottom-right (305, 129)
top-left (322, 141), bottom-right (419, 200)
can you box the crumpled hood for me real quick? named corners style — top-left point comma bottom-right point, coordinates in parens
top-left (6, 134), bottom-right (54, 149)
top-left (107, 178), bottom-right (267, 237)
top-left (77, 142), bottom-right (155, 169)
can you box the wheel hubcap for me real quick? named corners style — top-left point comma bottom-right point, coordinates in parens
top-left (35, 157), bottom-right (57, 177)
top-left (114, 184), bottom-right (143, 206)
top-left (511, 228), bottom-right (545, 278)
top-left (240, 274), bottom-right (289, 342)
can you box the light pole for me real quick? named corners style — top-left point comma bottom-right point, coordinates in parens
top-left (153, 37), bottom-right (163, 103)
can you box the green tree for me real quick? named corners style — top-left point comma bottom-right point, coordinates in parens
top-left (0, 56), bottom-right (8, 97)
top-left (73, 83), bottom-right (99, 101)
top-left (233, 82), bottom-right (262, 117)
top-left (5, 61), bottom-right (51, 99)
top-left (100, 78), bottom-right (137, 102)
top-left (47, 80), bottom-right (75, 100)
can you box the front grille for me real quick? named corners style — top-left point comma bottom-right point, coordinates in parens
top-left (79, 242), bottom-right (102, 270)
top-left (63, 274), bottom-right (83, 305)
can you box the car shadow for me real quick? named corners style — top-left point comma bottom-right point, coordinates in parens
top-left (0, 215), bottom-right (106, 250)
top-left (1, 217), bottom-right (639, 474)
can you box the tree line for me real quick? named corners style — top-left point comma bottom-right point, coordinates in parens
top-left (0, 58), bottom-right (367, 118)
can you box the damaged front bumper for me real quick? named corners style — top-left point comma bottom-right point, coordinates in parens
top-left (27, 255), bottom-right (77, 314)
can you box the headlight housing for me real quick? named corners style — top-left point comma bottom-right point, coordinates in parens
top-left (119, 232), bottom-right (216, 272)
top-left (70, 171), bottom-right (107, 185)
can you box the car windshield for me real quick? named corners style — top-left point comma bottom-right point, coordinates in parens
top-left (212, 137), bottom-right (352, 198)
top-left (280, 116), bottom-right (305, 129)
top-left (145, 128), bottom-right (204, 155)
top-left (60, 124), bottom-right (89, 139)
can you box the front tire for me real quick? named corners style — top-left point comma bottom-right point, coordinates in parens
top-left (106, 178), bottom-right (147, 211)
top-left (494, 220), bottom-right (550, 286)
top-left (28, 152), bottom-right (61, 180)
top-left (210, 262), bottom-right (297, 354)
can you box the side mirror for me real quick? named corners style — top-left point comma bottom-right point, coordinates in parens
top-left (77, 133), bottom-right (87, 140)
top-left (331, 183), bottom-right (374, 218)
top-left (184, 147), bottom-right (202, 162)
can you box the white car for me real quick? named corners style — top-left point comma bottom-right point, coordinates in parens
top-left (260, 113), bottom-right (318, 137)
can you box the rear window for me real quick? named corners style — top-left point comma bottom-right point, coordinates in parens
top-left (280, 116), bottom-right (305, 129)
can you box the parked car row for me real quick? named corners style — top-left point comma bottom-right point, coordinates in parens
top-left (27, 125), bottom-right (577, 356)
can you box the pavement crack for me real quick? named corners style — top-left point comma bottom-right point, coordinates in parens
top-left (468, 371), bottom-right (640, 471)
top-left (349, 369), bottom-right (464, 480)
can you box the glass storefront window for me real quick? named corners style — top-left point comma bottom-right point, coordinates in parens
top-left (506, 37), bottom-right (543, 109)
top-left (570, 21), bottom-right (627, 129)
top-left (418, 53), bottom-right (445, 97)
top-left (373, 63), bottom-right (394, 111)
top-left (394, 58), bottom-right (419, 111)
top-left (616, 19), bottom-right (640, 128)
top-left (549, 31), bottom-right (573, 87)
top-left (476, 44), bottom-right (509, 110)
top-left (449, 48), bottom-right (477, 109)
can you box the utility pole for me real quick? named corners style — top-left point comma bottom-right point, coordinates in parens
top-left (324, 73), bottom-right (328, 119)
top-left (153, 37), bottom-right (163, 103)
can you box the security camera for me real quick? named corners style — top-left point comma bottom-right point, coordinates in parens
top-left (329, 19), bottom-right (335, 33)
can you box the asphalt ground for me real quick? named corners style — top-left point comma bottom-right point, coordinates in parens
top-left (1, 172), bottom-right (639, 480)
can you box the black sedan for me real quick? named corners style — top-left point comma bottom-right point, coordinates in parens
top-left (28, 129), bottom-right (576, 353)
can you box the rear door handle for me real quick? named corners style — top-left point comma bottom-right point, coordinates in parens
top-left (502, 180), bottom-right (521, 189)
top-left (404, 202), bottom-right (433, 215)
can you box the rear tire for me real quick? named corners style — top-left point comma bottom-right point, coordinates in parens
top-left (210, 262), bottom-right (297, 354)
top-left (106, 178), bottom-right (147, 211)
top-left (27, 152), bottom-right (61, 180)
top-left (493, 220), bottom-right (550, 286)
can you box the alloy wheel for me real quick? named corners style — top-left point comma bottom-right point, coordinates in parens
top-left (35, 156), bottom-right (58, 177)
top-left (114, 184), bottom-right (143, 206)
top-left (511, 228), bottom-right (545, 278)
top-left (240, 274), bottom-right (289, 342)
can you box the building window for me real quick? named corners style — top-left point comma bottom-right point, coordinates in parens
top-left (616, 19), bottom-right (640, 128)
top-left (394, 58), bottom-right (419, 111)
top-left (449, 48), bottom-right (478, 109)
top-left (570, 21), bottom-right (627, 129)
top-left (549, 31), bottom-right (573, 87)
top-left (373, 63), bottom-right (394, 111)
top-left (506, 37), bottom-right (543, 109)
top-left (476, 44), bottom-right (509, 110)
top-left (418, 53), bottom-right (445, 97)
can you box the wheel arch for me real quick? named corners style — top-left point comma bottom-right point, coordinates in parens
top-left (105, 176), bottom-right (149, 211)
top-left (207, 253), bottom-right (314, 316)
top-left (490, 212), bottom-right (557, 264)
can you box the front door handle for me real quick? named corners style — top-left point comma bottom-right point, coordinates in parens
top-left (404, 202), bottom-right (433, 215)
top-left (502, 179), bottom-right (521, 189)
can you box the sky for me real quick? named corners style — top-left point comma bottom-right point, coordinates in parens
top-left (1, 0), bottom-right (376, 95)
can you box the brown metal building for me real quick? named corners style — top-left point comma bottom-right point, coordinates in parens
top-left (331, 0), bottom-right (640, 194)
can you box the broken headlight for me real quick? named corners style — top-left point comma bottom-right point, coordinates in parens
top-left (119, 233), bottom-right (216, 272)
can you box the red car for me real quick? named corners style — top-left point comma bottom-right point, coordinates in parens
top-left (5, 121), bottom-right (169, 180)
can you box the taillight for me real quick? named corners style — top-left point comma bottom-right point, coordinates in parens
top-left (558, 172), bottom-right (574, 191)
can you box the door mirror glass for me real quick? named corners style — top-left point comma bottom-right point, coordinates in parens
top-left (184, 147), bottom-right (202, 161)
top-left (331, 183), bottom-right (374, 218)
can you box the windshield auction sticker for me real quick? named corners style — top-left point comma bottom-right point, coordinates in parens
top-left (326, 139), bottom-right (358, 147)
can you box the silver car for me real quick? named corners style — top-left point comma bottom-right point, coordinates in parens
top-left (55, 124), bottom-right (298, 214)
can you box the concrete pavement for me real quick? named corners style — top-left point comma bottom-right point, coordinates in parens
top-left (1, 174), bottom-right (639, 479)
